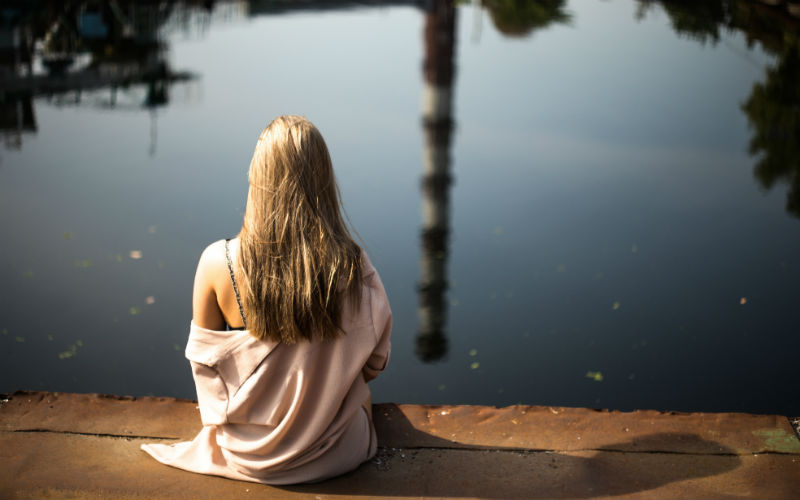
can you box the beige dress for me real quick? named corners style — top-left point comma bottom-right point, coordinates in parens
top-left (141, 253), bottom-right (392, 484)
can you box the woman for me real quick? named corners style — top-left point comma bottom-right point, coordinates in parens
top-left (142, 116), bottom-right (392, 484)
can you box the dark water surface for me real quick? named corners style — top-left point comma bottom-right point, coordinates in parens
top-left (1, 0), bottom-right (799, 415)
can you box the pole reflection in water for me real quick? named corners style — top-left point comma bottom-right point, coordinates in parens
top-left (417, 0), bottom-right (457, 363)
top-left (414, 0), bottom-right (571, 363)
top-left (0, 9), bottom-right (36, 150)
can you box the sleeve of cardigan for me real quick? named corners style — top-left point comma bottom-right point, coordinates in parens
top-left (362, 270), bottom-right (392, 382)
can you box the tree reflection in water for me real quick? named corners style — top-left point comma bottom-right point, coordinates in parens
top-left (482, 0), bottom-right (570, 38)
top-left (637, 0), bottom-right (800, 219)
top-left (635, 0), bottom-right (736, 44)
top-left (0, 1), bottom-right (197, 151)
top-left (742, 36), bottom-right (800, 218)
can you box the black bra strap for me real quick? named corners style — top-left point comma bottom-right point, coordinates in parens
top-left (224, 239), bottom-right (247, 329)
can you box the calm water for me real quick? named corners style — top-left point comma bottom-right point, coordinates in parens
top-left (1, 0), bottom-right (799, 415)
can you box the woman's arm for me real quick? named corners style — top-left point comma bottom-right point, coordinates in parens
top-left (362, 271), bottom-right (392, 382)
top-left (192, 241), bottom-right (227, 331)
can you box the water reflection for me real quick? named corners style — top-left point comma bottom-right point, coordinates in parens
top-left (635, 0), bottom-right (737, 44)
top-left (741, 21), bottom-right (800, 217)
top-left (247, 0), bottom-right (420, 14)
top-left (482, 0), bottom-right (570, 38)
top-left (1, 0), bottom-right (798, 413)
top-left (636, 0), bottom-right (800, 218)
top-left (0, 94), bottom-right (35, 150)
top-left (0, 6), bottom-right (36, 149)
top-left (417, 0), bottom-right (457, 363)
top-left (0, 1), bottom-right (196, 151)
top-left (415, 0), bottom-right (575, 363)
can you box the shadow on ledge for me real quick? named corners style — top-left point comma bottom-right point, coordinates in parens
top-left (280, 409), bottom-right (742, 499)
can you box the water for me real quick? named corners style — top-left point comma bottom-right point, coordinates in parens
top-left (1, 0), bottom-right (799, 415)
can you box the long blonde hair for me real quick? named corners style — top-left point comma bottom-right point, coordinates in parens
top-left (237, 115), bottom-right (362, 343)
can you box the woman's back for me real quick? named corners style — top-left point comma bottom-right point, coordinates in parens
top-left (191, 238), bottom-right (246, 331)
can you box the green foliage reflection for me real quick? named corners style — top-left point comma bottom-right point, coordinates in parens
top-left (637, 0), bottom-right (800, 219)
top-left (482, 0), bottom-right (570, 38)
top-left (742, 38), bottom-right (800, 218)
top-left (635, 0), bottom-right (737, 45)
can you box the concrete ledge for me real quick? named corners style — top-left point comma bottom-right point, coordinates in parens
top-left (2, 391), bottom-right (799, 499)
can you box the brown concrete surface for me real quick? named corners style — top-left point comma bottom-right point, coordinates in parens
top-left (1, 391), bottom-right (799, 499)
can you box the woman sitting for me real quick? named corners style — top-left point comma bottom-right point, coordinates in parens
top-left (142, 115), bottom-right (392, 484)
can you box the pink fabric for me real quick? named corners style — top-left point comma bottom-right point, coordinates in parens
top-left (142, 254), bottom-right (391, 484)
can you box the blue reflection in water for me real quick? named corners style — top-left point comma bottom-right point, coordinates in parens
top-left (0, 0), bottom-right (798, 415)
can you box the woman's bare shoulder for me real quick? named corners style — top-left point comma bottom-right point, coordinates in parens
top-left (198, 239), bottom-right (228, 264)
top-left (195, 239), bottom-right (229, 281)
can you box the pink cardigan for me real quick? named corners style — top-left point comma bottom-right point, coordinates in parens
top-left (142, 254), bottom-right (392, 484)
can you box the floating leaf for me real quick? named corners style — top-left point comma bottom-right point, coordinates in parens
top-left (63, 232), bottom-right (73, 240)
top-left (2, 328), bottom-right (7, 336)
top-left (740, 297), bottom-right (747, 305)
top-left (148, 225), bottom-right (157, 234)
top-left (75, 339), bottom-right (83, 347)
top-left (628, 373), bottom-right (636, 380)
top-left (631, 244), bottom-right (638, 253)
top-left (58, 342), bottom-right (80, 359)
top-left (157, 260), bottom-right (165, 270)
top-left (15, 336), bottom-right (25, 343)
top-left (114, 254), bottom-right (123, 263)
top-left (450, 299), bottom-right (459, 307)
top-left (437, 384), bottom-right (446, 391)
top-left (173, 343), bottom-right (181, 351)
top-left (74, 259), bottom-right (93, 269)
top-left (586, 371), bottom-right (604, 382)
top-left (468, 348), bottom-right (478, 357)
top-left (129, 307), bottom-right (140, 315)
top-left (47, 334), bottom-right (54, 341)
top-left (612, 301), bottom-right (621, 310)
top-left (470, 362), bottom-right (480, 370)
top-left (23, 271), bottom-right (33, 279)
top-left (129, 250), bottom-right (143, 260)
